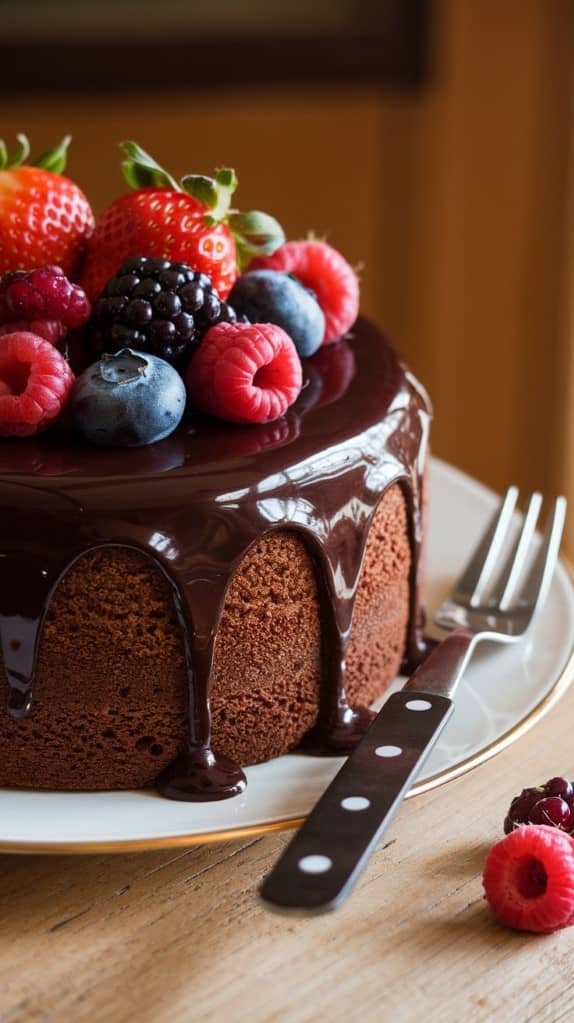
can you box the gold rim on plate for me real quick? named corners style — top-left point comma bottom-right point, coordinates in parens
top-left (2, 638), bottom-right (574, 855)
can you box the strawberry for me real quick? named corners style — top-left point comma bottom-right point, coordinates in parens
top-left (0, 134), bottom-right (94, 280)
top-left (81, 142), bottom-right (285, 303)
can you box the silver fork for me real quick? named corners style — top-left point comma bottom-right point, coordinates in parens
top-left (261, 488), bottom-right (567, 914)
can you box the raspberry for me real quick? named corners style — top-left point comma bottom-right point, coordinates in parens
top-left (504, 777), bottom-right (574, 834)
top-left (252, 240), bottom-right (359, 344)
top-left (0, 320), bottom-right (64, 345)
top-left (0, 266), bottom-right (90, 340)
top-left (0, 331), bottom-right (74, 437)
top-left (91, 256), bottom-right (241, 366)
top-left (483, 825), bottom-right (574, 932)
top-left (186, 322), bottom-right (302, 424)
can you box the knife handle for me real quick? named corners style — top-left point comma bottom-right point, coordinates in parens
top-left (260, 689), bottom-right (454, 914)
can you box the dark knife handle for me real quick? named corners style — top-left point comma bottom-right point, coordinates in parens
top-left (260, 689), bottom-right (454, 914)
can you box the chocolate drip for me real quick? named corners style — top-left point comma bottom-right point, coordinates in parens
top-left (0, 319), bottom-right (431, 800)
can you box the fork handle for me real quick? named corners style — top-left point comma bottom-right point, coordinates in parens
top-left (259, 635), bottom-right (477, 914)
top-left (260, 690), bottom-right (453, 913)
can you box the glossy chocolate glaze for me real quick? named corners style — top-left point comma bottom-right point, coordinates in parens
top-left (0, 318), bottom-right (431, 800)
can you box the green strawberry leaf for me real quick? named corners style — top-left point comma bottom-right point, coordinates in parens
top-left (181, 174), bottom-right (218, 209)
top-left (34, 135), bottom-right (71, 174)
top-left (182, 167), bottom-right (238, 220)
top-left (12, 134), bottom-right (31, 167)
top-left (0, 134), bottom-right (32, 170)
top-left (215, 167), bottom-right (238, 191)
top-left (228, 210), bottom-right (285, 270)
top-left (120, 141), bottom-right (179, 191)
top-left (114, 146), bottom-right (285, 276)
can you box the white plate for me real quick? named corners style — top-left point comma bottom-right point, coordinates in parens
top-left (2, 458), bottom-right (573, 853)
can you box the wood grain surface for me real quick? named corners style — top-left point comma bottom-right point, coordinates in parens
top-left (1, 679), bottom-right (573, 1023)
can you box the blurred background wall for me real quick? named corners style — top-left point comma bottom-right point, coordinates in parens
top-left (1, 0), bottom-right (573, 544)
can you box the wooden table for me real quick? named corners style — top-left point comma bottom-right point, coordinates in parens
top-left (1, 682), bottom-right (574, 1023)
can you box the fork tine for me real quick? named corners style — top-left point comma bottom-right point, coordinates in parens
top-left (518, 496), bottom-right (567, 612)
top-left (453, 486), bottom-right (519, 606)
top-left (489, 492), bottom-right (543, 610)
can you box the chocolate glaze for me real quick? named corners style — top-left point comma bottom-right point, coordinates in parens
top-left (0, 318), bottom-right (431, 800)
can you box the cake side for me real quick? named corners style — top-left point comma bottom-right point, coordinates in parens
top-left (0, 484), bottom-right (410, 790)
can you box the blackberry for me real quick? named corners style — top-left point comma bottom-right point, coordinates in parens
top-left (504, 777), bottom-right (574, 834)
top-left (90, 256), bottom-right (240, 366)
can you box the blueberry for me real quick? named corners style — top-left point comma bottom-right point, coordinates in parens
top-left (70, 349), bottom-right (186, 448)
top-left (229, 269), bottom-right (324, 358)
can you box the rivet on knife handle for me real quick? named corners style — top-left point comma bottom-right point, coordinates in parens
top-left (260, 690), bottom-right (453, 914)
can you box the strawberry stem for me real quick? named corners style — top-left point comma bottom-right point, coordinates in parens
top-left (118, 142), bottom-right (286, 269)
top-left (34, 136), bottom-right (71, 174)
top-left (0, 134), bottom-right (31, 171)
top-left (228, 211), bottom-right (286, 270)
top-left (120, 141), bottom-right (179, 191)
top-left (182, 167), bottom-right (238, 221)
top-left (0, 135), bottom-right (71, 174)
top-left (181, 174), bottom-right (218, 209)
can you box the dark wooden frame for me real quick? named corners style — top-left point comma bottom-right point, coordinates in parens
top-left (0, 1), bottom-right (427, 92)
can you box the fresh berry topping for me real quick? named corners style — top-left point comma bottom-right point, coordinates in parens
top-left (0, 320), bottom-right (64, 345)
top-left (504, 778), bottom-right (574, 834)
top-left (0, 266), bottom-right (90, 345)
top-left (545, 777), bottom-right (573, 799)
top-left (81, 142), bottom-right (284, 302)
top-left (252, 240), bottom-right (359, 344)
top-left (528, 797), bottom-right (573, 829)
top-left (70, 348), bottom-right (186, 448)
top-left (186, 322), bottom-right (302, 424)
top-left (0, 331), bottom-right (74, 437)
top-left (483, 825), bottom-right (574, 932)
top-left (90, 256), bottom-right (241, 366)
top-left (228, 269), bottom-right (324, 358)
top-left (504, 787), bottom-right (545, 833)
top-left (0, 135), bottom-right (94, 278)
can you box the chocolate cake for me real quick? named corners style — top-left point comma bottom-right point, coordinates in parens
top-left (0, 318), bottom-right (431, 800)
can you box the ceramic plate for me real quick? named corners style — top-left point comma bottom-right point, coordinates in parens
top-left (2, 457), bottom-right (573, 853)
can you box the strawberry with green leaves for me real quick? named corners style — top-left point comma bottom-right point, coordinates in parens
top-left (81, 142), bottom-right (285, 301)
top-left (0, 135), bottom-right (94, 280)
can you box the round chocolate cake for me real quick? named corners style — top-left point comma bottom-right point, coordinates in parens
top-left (0, 318), bottom-right (430, 800)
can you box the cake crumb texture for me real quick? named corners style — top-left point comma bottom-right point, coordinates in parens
top-left (0, 483), bottom-right (411, 790)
